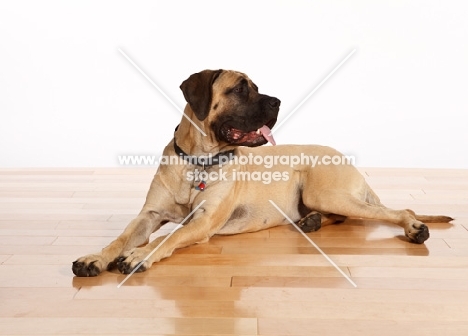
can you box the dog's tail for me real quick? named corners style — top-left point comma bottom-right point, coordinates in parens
top-left (406, 209), bottom-right (454, 223)
top-left (415, 214), bottom-right (454, 223)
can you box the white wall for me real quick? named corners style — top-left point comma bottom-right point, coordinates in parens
top-left (1, 0), bottom-right (467, 168)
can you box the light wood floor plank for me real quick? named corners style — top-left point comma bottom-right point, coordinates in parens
top-left (0, 317), bottom-right (258, 335)
top-left (232, 276), bottom-right (468, 290)
top-left (2, 292), bottom-right (468, 322)
top-left (258, 318), bottom-right (468, 336)
top-left (0, 220), bottom-right (59, 229)
top-left (0, 191), bottom-right (75, 198)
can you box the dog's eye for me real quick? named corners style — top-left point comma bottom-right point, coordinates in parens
top-left (234, 87), bottom-right (243, 93)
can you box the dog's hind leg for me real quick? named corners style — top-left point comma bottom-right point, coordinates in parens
top-left (302, 189), bottom-right (438, 244)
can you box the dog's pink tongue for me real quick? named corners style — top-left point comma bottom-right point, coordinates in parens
top-left (259, 125), bottom-right (276, 146)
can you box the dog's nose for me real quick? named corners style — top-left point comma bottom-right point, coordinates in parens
top-left (269, 97), bottom-right (281, 108)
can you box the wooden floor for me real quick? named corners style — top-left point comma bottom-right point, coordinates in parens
top-left (1, 167), bottom-right (468, 335)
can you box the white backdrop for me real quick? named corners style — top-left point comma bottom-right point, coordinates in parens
top-left (1, 0), bottom-right (467, 168)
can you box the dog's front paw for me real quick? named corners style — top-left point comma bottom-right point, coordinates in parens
top-left (116, 249), bottom-right (152, 274)
top-left (406, 222), bottom-right (430, 244)
top-left (72, 254), bottom-right (107, 277)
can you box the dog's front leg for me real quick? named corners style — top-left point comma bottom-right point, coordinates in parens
top-left (72, 209), bottom-right (166, 277)
top-left (72, 171), bottom-right (192, 277)
top-left (116, 198), bottom-right (231, 274)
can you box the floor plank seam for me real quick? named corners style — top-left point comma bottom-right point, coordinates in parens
top-left (1, 254), bottom-right (13, 264)
top-left (72, 286), bottom-right (82, 299)
top-left (49, 236), bottom-right (59, 245)
top-left (442, 239), bottom-right (452, 249)
top-left (53, 220), bottom-right (61, 229)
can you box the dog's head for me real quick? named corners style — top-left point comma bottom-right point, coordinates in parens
top-left (180, 69), bottom-right (280, 147)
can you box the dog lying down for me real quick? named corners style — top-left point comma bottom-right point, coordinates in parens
top-left (72, 69), bottom-right (453, 277)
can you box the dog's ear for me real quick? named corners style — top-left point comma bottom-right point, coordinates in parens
top-left (180, 69), bottom-right (223, 121)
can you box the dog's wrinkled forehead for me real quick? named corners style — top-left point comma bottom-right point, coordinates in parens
top-left (213, 70), bottom-right (258, 93)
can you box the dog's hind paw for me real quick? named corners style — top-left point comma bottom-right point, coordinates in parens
top-left (297, 212), bottom-right (322, 233)
top-left (406, 222), bottom-right (430, 244)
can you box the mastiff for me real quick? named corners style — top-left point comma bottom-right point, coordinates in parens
top-left (73, 69), bottom-right (453, 277)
